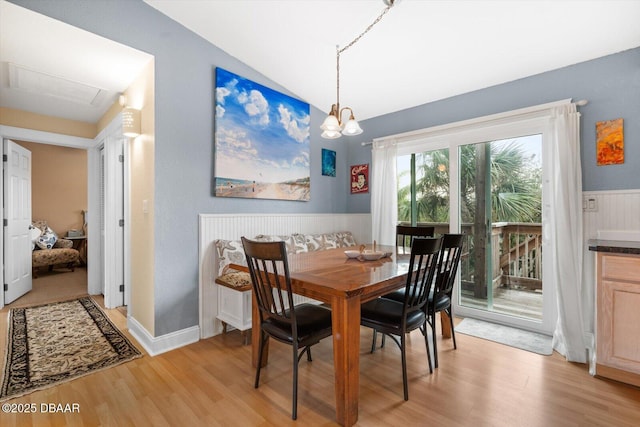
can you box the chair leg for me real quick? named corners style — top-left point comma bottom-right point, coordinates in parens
top-left (431, 314), bottom-right (439, 369)
top-left (447, 309), bottom-right (457, 350)
top-left (370, 330), bottom-right (386, 353)
top-left (254, 332), bottom-right (267, 388)
top-left (423, 324), bottom-right (433, 374)
top-left (400, 333), bottom-right (409, 401)
top-left (370, 329), bottom-right (377, 353)
top-left (292, 344), bottom-right (299, 420)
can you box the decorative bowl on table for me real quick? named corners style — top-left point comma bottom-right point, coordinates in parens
top-left (344, 250), bottom-right (361, 259)
top-left (360, 251), bottom-right (386, 261)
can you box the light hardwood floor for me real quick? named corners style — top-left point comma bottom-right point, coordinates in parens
top-left (2, 299), bottom-right (640, 425)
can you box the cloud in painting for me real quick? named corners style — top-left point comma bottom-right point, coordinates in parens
top-left (292, 151), bottom-right (310, 168)
top-left (216, 86), bottom-right (231, 104)
top-left (278, 104), bottom-right (309, 143)
top-left (238, 89), bottom-right (270, 125)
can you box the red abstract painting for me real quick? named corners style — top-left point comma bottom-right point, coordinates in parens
top-left (596, 118), bottom-right (624, 166)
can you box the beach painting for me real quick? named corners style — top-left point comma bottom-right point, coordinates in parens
top-left (214, 67), bottom-right (310, 201)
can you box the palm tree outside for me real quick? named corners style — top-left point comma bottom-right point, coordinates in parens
top-left (397, 135), bottom-right (544, 319)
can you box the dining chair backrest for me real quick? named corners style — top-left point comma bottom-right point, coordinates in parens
top-left (242, 237), bottom-right (333, 420)
top-left (402, 237), bottom-right (442, 316)
top-left (241, 237), bottom-right (297, 333)
top-left (396, 225), bottom-right (436, 254)
top-left (433, 233), bottom-right (465, 300)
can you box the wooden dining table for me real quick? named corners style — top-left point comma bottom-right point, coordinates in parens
top-left (241, 245), bottom-right (414, 426)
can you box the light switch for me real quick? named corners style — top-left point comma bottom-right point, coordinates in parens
top-left (142, 199), bottom-right (149, 214)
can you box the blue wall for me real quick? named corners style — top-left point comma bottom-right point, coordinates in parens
top-left (12, 0), bottom-right (639, 336)
top-left (12, 0), bottom-right (348, 336)
top-left (347, 47), bottom-right (640, 213)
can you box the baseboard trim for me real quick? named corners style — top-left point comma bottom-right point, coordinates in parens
top-left (127, 316), bottom-right (200, 356)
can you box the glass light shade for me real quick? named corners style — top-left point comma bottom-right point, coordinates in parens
top-left (321, 129), bottom-right (342, 139)
top-left (320, 114), bottom-right (341, 132)
top-left (122, 107), bottom-right (141, 137)
top-left (342, 118), bottom-right (363, 136)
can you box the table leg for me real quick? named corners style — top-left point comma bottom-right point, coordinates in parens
top-left (440, 313), bottom-right (452, 339)
top-left (332, 295), bottom-right (360, 426)
top-left (251, 291), bottom-right (268, 367)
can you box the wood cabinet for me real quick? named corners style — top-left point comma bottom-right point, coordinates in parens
top-left (596, 252), bottom-right (640, 387)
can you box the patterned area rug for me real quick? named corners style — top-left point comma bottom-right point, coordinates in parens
top-left (1, 297), bottom-right (142, 401)
top-left (456, 318), bottom-right (553, 355)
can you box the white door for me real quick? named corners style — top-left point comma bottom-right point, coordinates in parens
top-left (3, 140), bottom-right (32, 304)
top-left (102, 134), bottom-right (125, 308)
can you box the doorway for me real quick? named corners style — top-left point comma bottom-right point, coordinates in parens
top-left (0, 119), bottom-right (128, 311)
top-left (457, 135), bottom-right (545, 322)
top-left (6, 140), bottom-right (88, 306)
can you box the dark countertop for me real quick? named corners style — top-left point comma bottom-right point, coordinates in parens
top-left (588, 239), bottom-right (640, 255)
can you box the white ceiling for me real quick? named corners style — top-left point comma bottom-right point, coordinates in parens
top-left (145, 0), bottom-right (640, 120)
top-left (1, 1), bottom-right (639, 125)
top-left (0, 0), bottom-right (153, 123)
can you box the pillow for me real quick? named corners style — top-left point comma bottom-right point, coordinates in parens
top-left (253, 234), bottom-right (295, 253)
top-left (35, 226), bottom-right (58, 250)
top-left (30, 225), bottom-right (42, 250)
top-left (215, 270), bottom-right (252, 290)
top-left (214, 239), bottom-right (246, 275)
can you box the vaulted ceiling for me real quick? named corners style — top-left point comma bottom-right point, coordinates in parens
top-left (144, 0), bottom-right (640, 120)
top-left (2, 0), bottom-right (639, 124)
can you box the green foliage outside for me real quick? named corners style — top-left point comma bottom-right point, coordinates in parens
top-left (398, 140), bottom-right (542, 225)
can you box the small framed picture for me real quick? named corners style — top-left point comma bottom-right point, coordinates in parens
top-left (322, 149), bottom-right (336, 177)
top-left (350, 164), bottom-right (369, 194)
top-left (596, 118), bottom-right (624, 166)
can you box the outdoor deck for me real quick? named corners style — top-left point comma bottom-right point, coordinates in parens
top-left (461, 287), bottom-right (543, 320)
top-left (409, 221), bottom-right (544, 321)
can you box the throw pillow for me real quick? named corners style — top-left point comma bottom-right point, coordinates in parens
top-left (36, 226), bottom-right (58, 250)
top-left (29, 225), bottom-right (42, 250)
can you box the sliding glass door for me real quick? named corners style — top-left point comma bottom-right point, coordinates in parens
top-left (457, 135), bottom-right (546, 324)
top-left (397, 120), bottom-right (557, 334)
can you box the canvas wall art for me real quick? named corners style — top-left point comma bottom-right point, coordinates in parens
top-left (596, 118), bottom-right (624, 166)
top-left (350, 164), bottom-right (369, 194)
top-left (214, 67), bottom-right (310, 201)
top-left (322, 149), bottom-right (336, 177)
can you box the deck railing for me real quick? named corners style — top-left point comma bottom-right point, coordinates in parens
top-left (406, 222), bottom-right (543, 296)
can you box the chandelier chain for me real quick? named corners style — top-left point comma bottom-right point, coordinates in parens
top-left (335, 1), bottom-right (395, 109)
top-left (338, 2), bottom-right (394, 55)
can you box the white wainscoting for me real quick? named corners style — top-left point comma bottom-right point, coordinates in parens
top-left (583, 189), bottom-right (640, 239)
top-left (582, 188), bottom-right (640, 372)
top-left (198, 213), bottom-right (372, 339)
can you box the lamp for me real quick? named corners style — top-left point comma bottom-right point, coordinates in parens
top-left (122, 107), bottom-right (141, 138)
top-left (320, 0), bottom-right (397, 139)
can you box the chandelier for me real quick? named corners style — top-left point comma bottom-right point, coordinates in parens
top-left (320, 0), bottom-right (398, 139)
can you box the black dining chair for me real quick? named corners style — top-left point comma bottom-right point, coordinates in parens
top-left (426, 233), bottom-right (464, 368)
top-left (370, 224), bottom-right (436, 351)
top-left (360, 237), bottom-right (441, 401)
top-left (241, 237), bottom-right (333, 420)
top-left (379, 233), bottom-right (465, 369)
top-left (396, 224), bottom-right (435, 254)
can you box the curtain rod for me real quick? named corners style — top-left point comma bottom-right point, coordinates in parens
top-left (359, 99), bottom-right (588, 147)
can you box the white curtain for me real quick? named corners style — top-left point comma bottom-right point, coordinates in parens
top-left (371, 139), bottom-right (397, 246)
top-left (548, 104), bottom-right (587, 362)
